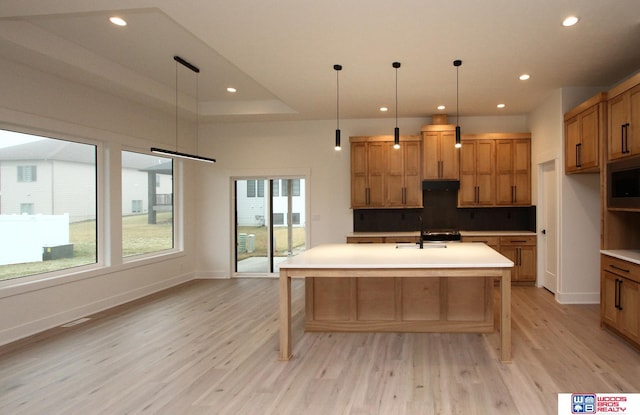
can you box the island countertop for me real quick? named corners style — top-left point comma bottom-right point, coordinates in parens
top-left (279, 242), bottom-right (513, 269)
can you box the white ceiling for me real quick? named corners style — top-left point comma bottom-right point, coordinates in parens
top-left (1, 0), bottom-right (640, 123)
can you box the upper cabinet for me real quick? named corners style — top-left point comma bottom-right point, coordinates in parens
top-left (608, 73), bottom-right (640, 161)
top-left (459, 138), bottom-right (495, 206)
top-left (421, 125), bottom-right (459, 180)
top-left (350, 135), bottom-right (422, 209)
top-left (564, 92), bottom-right (606, 173)
top-left (496, 138), bottom-right (531, 206)
top-left (459, 133), bottom-right (531, 207)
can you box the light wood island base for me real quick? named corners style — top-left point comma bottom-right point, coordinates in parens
top-left (279, 243), bottom-right (513, 363)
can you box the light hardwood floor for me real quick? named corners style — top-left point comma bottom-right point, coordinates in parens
top-left (0, 279), bottom-right (638, 415)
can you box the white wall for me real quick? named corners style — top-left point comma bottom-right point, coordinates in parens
top-left (194, 115), bottom-right (528, 278)
top-left (528, 88), bottom-right (602, 304)
top-left (0, 57), bottom-right (198, 346)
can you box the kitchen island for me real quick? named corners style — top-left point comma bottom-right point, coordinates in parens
top-left (279, 242), bottom-right (514, 363)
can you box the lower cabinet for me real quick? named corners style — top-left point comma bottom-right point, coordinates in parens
top-left (601, 254), bottom-right (640, 347)
top-left (461, 234), bottom-right (536, 284)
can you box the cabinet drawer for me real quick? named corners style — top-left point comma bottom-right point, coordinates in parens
top-left (602, 255), bottom-right (640, 284)
top-left (346, 236), bottom-right (385, 244)
top-left (461, 236), bottom-right (500, 246)
top-left (499, 235), bottom-right (536, 246)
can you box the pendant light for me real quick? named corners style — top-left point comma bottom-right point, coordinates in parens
top-left (334, 64), bottom-right (342, 151)
top-left (453, 59), bottom-right (462, 148)
top-left (393, 61), bottom-right (401, 149)
top-left (151, 56), bottom-right (216, 163)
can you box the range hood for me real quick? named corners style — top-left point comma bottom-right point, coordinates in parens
top-left (422, 180), bottom-right (459, 191)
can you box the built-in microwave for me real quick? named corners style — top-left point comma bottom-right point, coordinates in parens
top-left (608, 156), bottom-right (640, 209)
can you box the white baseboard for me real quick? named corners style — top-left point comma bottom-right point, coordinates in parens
top-left (0, 272), bottom-right (193, 347)
top-left (555, 290), bottom-right (600, 304)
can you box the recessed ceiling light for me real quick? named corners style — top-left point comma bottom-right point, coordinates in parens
top-left (497, 103), bottom-right (506, 109)
top-left (519, 74), bottom-right (531, 81)
top-left (109, 16), bottom-right (127, 26)
top-left (379, 107), bottom-right (388, 112)
top-left (562, 16), bottom-right (579, 27)
top-left (226, 87), bottom-right (237, 93)
top-left (437, 105), bottom-right (446, 110)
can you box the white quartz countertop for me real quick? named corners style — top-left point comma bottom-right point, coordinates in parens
top-left (280, 243), bottom-right (513, 269)
top-left (347, 231), bottom-right (420, 237)
top-left (460, 231), bottom-right (537, 237)
top-left (601, 249), bottom-right (640, 265)
top-left (346, 231), bottom-right (536, 238)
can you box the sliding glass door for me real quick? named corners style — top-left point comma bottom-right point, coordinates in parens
top-left (234, 178), bottom-right (306, 275)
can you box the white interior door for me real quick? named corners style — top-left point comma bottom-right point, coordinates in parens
top-left (540, 160), bottom-right (558, 293)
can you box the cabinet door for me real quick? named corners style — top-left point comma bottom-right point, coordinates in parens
top-left (475, 140), bottom-right (495, 205)
top-left (630, 84), bottom-right (640, 156)
top-left (403, 140), bottom-right (423, 207)
top-left (351, 142), bottom-right (368, 207)
top-left (516, 245), bottom-right (536, 282)
top-left (422, 131), bottom-right (441, 179)
top-left (601, 271), bottom-right (619, 326)
top-left (608, 93), bottom-right (629, 160)
top-left (513, 140), bottom-right (531, 205)
top-left (620, 278), bottom-right (639, 342)
top-left (367, 142), bottom-right (386, 206)
top-left (385, 142), bottom-right (405, 206)
top-left (579, 106), bottom-right (599, 170)
top-left (495, 140), bottom-right (514, 205)
top-left (565, 116), bottom-right (580, 172)
top-left (459, 140), bottom-right (478, 205)
top-left (440, 131), bottom-right (459, 179)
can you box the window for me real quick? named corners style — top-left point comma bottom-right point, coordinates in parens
top-left (0, 130), bottom-right (97, 282)
top-left (257, 180), bottom-right (265, 197)
top-left (273, 213), bottom-right (284, 225)
top-left (132, 200), bottom-right (143, 213)
top-left (17, 165), bottom-right (37, 182)
top-left (281, 179), bottom-right (301, 197)
top-left (246, 179), bottom-right (265, 198)
top-left (292, 212), bottom-right (300, 225)
top-left (121, 151), bottom-right (173, 257)
top-left (272, 180), bottom-right (280, 197)
top-left (20, 203), bottom-right (34, 215)
top-left (247, 179), bottom-right (256, 197)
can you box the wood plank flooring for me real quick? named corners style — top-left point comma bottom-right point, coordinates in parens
top-left (0, 278), bottom-right (639, 414)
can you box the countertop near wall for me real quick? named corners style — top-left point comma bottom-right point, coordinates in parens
top-left (346, 230), bottom-right (537, 239)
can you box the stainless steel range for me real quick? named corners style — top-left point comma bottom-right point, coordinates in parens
top-left (421, 229), bottom-right (461, 243)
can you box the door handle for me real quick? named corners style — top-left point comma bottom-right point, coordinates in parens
top-left (541, 229), bottom-right (546, 235)
top-left (576, 143), bottom-right (582, 167)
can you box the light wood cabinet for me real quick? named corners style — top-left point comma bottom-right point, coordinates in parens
top-left (608, 76), bottom-right (640, 161)
top-left (496, 139), bottom-right (531, 205)
top-left (564, 93), bottom-right (605, 173)
top-left (499, 236), bottom-right (536, 283)
top-left (350, 136), bottom-right (422, 209)
top-left (351, 139), bottom-right (385, 208)
top-left (421, 125), bottom-right (459, 180)
top-left (601, 254), bottom-right (640, 347)
top-left (385, 140), bottom-right (422, 207)
top-left (459, 134), bottom-right (531, 207)
top-left (459, 138), bottom-right (495, 206)
top-left (461, 234), bottom-right (536, 284)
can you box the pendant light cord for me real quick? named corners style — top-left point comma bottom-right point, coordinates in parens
top-left (456, 65), bottom-right (459, 127)
top-left (336, 68), bottom-right (340, 130)
top-left (175, 59), bottom-right (179, 152)
top-left (395, 66), bottom-right (398, 128)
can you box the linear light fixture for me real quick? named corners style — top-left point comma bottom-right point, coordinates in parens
top-left (453, 59), bottom-right (462, 148)
top-left (393, 61), bottom-right (401, 149)
top-left (151, 55), bottom-right (216, 164)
